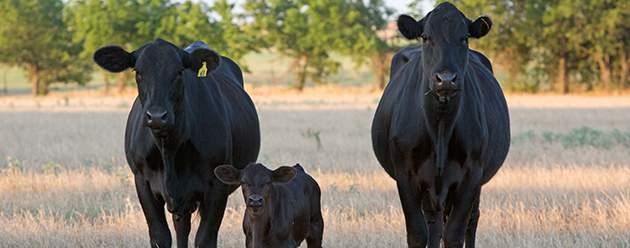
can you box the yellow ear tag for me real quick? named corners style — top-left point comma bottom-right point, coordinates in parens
top-left (480, 18), bottom-right (489, 30)
top-left (197, 62), bottom-right (208, 77)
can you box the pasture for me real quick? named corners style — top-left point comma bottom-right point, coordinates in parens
top-left (1, 93), bottom-right (629, 247)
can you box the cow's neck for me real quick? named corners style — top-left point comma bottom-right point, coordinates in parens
top-left (421, 79), bottom-right (463, 197)
top-left (246, 209), bottom-right (272, 247)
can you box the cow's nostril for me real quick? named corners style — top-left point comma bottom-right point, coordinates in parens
top-left (451, 74), bottom-right (458, 85)
top-left (435, 74), bottom-right (442, 84)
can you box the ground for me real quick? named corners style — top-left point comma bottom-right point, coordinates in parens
top-left (1, 90), bottom-right (629, 247)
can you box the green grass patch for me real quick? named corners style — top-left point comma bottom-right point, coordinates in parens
top-left (512, 126), bottom-right (630, 149)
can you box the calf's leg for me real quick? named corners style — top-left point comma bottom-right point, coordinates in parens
top-left (306, 211), bottom-right (324, 248)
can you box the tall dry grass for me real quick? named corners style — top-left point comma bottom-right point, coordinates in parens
top-left (1, 95), bottom-right (630, 247)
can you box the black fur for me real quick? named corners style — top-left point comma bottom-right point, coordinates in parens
top-left (93, 46), bottom-right (134, 72)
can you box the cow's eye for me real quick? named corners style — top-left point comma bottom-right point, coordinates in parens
top-left (265, 182), bottom-right (271, 187)
top-left (134, 69), bottom-right (142, 80)
top-left (421, 35), bottom-right (433, 46)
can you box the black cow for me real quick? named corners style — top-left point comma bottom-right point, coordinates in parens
top-left (214, 163), bottom-right (324, 248)
top-left (93, 38), bottom-right (260, 248)
top-left (371, 2), bottom-right (510, 248)
top-left (390, 45), bottom-right (494, 82)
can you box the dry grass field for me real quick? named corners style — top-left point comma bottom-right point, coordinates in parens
top-left (1, 91), bottom-right (630, 247)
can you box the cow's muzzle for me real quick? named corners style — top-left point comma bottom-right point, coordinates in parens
top-left (432, 72), bottom-right (460, 104)
top-left (144, 107), bottom-right (174, 136)
top-left (246, 195), bottom-right (264, 212)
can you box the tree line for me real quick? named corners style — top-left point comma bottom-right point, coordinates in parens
top-left (0, 0), bottom-right (628, 95)
top-left (448, 0), bottom-right (630, 93)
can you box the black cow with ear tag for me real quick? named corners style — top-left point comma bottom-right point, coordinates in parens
top-left (93, 38), bottom-right (260, 248)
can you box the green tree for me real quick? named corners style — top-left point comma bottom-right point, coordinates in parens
top-left (444, 0), bottom-right (545, 92)
top-left (571, 0), bottom-right (630, 91)
top-left (210, 0), bottom-right (260, 68)
top-left (66, 0), bottom-right (153, 94)
top-left (0, 0), bottom-right (88, 95)
top-left (244, 0), bottom-right (345, 91)
top-left (336, 0), bottom-right (400, 89)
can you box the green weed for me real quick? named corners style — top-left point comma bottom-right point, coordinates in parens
top-left (511, 126), bottom-right (630, 149)
top-left (302, 128), bottom-right (322, 149)
top-left (44, 161), bottom-right (62, 175)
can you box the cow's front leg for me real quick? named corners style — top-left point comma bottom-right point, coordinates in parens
top-left (465, 190), bottom-right (481, 248)
top-left (194, 180), bottom-right (231, 248)
top-left (135, 176), bottom-right (171, 248)
top-left (173, 213), bottom-right (192, 248)
top-left (395, 171), bottom-right (429, 248)
top-left (443, 166), bottom-right (482, 248)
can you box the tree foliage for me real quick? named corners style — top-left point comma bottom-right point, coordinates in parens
top-left (2, 0), bottom-right (630, 94)
top-left (0, 0), bottom-right (88, 95)
top-left (445, 0), bottom-right (630, 93)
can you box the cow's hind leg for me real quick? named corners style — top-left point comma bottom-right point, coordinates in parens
top-left (135, 176), bottom-right (172, 248)
top-left (306, 210), bottom-right (324, 248)
top-left (422, 193), bottom-right (443, 248)
top-left (465, 191), bottom-right (481, 248)
top-left (173, 213), bottom-right (192, 248)
top-left (195, 182), bottom-right (231, 248)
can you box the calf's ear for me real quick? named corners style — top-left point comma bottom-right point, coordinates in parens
top-left (183, 48), bottom-right (221, 76)
top-left (93, 46), bottom-right (135, 73)
top-left (214, 165), bottom-right (241, 185)
top-left (469, 16), bottom-right (492, 38)
top-left (271, 166), bottom-right (297, 184)
top-left (397, 14), bottom-right (425, 40)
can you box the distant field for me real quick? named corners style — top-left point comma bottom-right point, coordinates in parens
top-left (1, 94), bottom-right (630, 247)
top-left (0, 50), bottom-right (378, 96)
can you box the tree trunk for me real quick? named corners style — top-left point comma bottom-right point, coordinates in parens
top-left (30, 64), bottom-right (40, 96)
top-left (39, 80), bottom-right (48, 95)
top-left (595, 54), bottom-right (613, 91)
top-left (295, 55), bottom-right (308, 91)
top-left (117, 71), bottom-right (126, 94)
top-left (620, 50), bottom-right (628, 91)
top-left (558, 55), bottom-right (568, 94)
top-left (102, 71), bottom-right (109, 95)
top-left (3, 68), bottom-right (7, 95)
top-left (372, 52), bottom-right (386, 90)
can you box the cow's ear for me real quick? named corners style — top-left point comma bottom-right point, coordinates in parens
top-left (397, 14), bottom-right (425, 40)
top-left (93, 46), bottom-right (135, 73)
top-left (183, 48), bottom-right (221, 75)
top-left (271, 166), bottom-right (297, 184)
top-left (469, 16), bottom-right (492, 38)
top-left (214, 165), bottom-right (241, 185)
